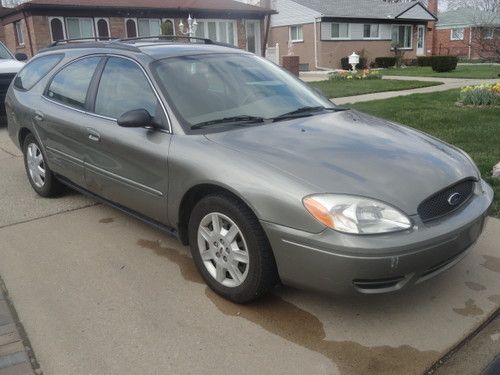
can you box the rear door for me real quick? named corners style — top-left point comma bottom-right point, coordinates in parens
top-left (39, 56), bottom-right (103, 186)
top-left (83, 56), bottom-right (171, 223)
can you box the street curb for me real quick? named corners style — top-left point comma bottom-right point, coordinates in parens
top-left (0, 275), bottom-right (41, 374)
top-left (425, 307), bottom-right (500, 374)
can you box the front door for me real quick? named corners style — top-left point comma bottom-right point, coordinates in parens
top-left (417, 25), bottom-right (425, 56)
top-left (246, 20), bottom-right (261, 56)
top-left (84, 56), bottom-right (171, 224)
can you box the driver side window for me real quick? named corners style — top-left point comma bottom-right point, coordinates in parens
top-left (94, 57), bottom-right (159, 120)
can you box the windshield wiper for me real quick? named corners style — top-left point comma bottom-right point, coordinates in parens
top-left (191, 115), bottom-right (265, 130)
top-left (272, 106), bottom-right (347, 122)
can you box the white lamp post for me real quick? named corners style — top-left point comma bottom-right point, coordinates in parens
top-left (178, 14), bottom-right (198, 38)
top-left (348, 52), bottom-right (360, 72)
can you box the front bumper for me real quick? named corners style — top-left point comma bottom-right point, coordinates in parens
top-left (262, 179), bottom-right (494, 294)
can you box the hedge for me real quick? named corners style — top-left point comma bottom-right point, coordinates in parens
top-left (340, 57), bottom-right (367, 70)
top-left (374, 57), bottom-right (397, 68)
top-left (431, 56), bottom-right (458, 72)
top-left (417, 56), bottom-right (433, 67)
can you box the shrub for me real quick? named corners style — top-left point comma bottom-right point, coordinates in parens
top-left (329, 69), bottom-right (382, 81)
top-left (459, 83), bottom-right (500, 106)
top-left (403, 58), bottom-right (418, 67)
top-left (431, 56), bottom-right (458, 72)
top-left (417, 56), bottom-right (433, 67)
top-left (340, 57), bottom-right (367, 71)
top-left (374, 57), bottom-right (397, 68)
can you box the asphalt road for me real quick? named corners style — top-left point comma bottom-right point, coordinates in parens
top-left (0, 127), bottom-right (499, 375)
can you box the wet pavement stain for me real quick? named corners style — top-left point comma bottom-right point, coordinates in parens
top-left (481, 255), bottom-right (500, 274)
top-left (488, 295), bottom-right (500, 305)
top-left (453, 299), bottom-right (484, 317)
top-left (99, 218), bottom-right (114, 224)
top-left (137, 238), bottom-right (439, 374)
top-left (465, 281), bottom-right (486, 291)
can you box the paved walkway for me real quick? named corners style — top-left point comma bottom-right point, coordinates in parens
top-left (332, 76), bottom-right (499, 105)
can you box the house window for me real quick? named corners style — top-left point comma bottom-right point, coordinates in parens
top-left (125, 19), bottom-right (137, 38)
top-left (95, 18), bottom-right (110, 40)
top-left (450, 28), bottom-right (464, 40)
top-left (161, 19), bottom-right (175, 35)
top-left (138, 19), bottom-right (161, 37)
top-left (194, 20), bottom-right (237, 45)
top-left (392, 25), bottom-right (412, 48)
top-left (49, 17), bottom-right (66, 42)
top-left (66, 17), bottom-right (94, 39)
top-left (363, 24), bottom-right (379, 39)
top-left (483, 28), bottom-right (494, 39)
top-left (289, 25), bottom-right (303, 42)
top-left (14, 21), bottom-right (24, 46)
top-left (331, 23), bottom-right (349, 39)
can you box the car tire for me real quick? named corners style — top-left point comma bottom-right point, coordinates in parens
top-left (23, 134), bottom-right (62, 197)
top-left (188, 194), bottom-right (279, 303)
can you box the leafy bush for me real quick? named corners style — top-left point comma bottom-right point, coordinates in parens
top-left (375, 57), bottom-right (397, 68)
top-left (431, 56), bottom-right (458, 72)
top-left (403, 59), bottom-right (418, 67)
top-left (459, 83), bottom-right (500, 106)
top-left (417, 56), bottom-right (433, 66)
top-left (329, 69), bottom-right (382, 80)
top-left (340, 57), bottom-right (367, 71)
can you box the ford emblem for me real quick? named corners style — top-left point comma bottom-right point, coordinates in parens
top-left (447, 192), bottom-right (462, 206)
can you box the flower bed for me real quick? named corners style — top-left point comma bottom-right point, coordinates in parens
top-left (329, 69), bottom-right (381, 81)
top-left (459, 83), bottom-right (500, 106)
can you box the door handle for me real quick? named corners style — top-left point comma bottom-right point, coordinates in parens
top-left (87, 128), bottom-right (101, 142)
top-left (33, 111), bottom-right (44, 122)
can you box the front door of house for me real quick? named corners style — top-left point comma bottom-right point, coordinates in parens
top-left (246, 20), bottom-right (261, 56)
top-left (417, 25), bottom-right (425, 56)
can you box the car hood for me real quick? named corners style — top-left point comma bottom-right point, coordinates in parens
top-left (205, 110), bottom-right (478, 215)
top-left (0, 59), bottom-right (24, 74)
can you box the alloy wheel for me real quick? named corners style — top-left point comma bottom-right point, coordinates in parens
top-left (26, 143), bottom-right (46, 188)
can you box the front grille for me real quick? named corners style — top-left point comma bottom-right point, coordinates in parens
top-left (418, 179), bottom-right (475, 222)
top-left (353, 276), bottom-right (406, 290)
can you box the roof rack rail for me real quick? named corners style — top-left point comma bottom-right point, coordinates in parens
top-left (44, 37), bottom-right (141, 53)
top-left (118, 35), bottom-right (211, 43)
top-left (48, 37), bottom-right (118, 47)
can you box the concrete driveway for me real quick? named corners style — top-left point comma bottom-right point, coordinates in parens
top-left (0, 127), bottom-right (499, 375)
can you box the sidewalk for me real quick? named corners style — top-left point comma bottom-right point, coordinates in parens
top-left (333, 76), bottom-right (499, 105)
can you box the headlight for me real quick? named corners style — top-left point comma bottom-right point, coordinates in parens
top-left (303, 194), bottom-right (412, 234)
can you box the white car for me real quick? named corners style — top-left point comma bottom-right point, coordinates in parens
top-left (0, 41), bottom-right (26, 121)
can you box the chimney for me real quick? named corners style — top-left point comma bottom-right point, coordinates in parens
top-left (426, 0), bottom-right (438, 56)
top-left (427, 0), bottom-right (438, 16)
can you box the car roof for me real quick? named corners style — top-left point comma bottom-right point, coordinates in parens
top-left (41, 38), bottom-right (248, 60)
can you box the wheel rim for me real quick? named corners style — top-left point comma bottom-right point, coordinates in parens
top-left (197, 212), bottom-right (250, 288)
top-left (26, 143), bottom-right (46, 188)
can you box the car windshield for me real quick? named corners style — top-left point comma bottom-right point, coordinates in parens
top-left (0, 42), bottom-right (14, 60)
top-left (152, 53), bottom-right (335, 129)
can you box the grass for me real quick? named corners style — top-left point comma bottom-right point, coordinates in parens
top-left (309, 79), bottom-right (442, 99)
top-left (382, 65), bottom-right (500, 79)
top-left (351, 89), bottom-right (500, 217)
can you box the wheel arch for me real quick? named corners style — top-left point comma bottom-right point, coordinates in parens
top-left (177, 183), bottom-right (261, 246)
top-left (18, 127), bottom-right (32, 149)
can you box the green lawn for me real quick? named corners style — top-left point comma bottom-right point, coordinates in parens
top-left (382, 65), bottom-right (500, 79)
top-left (351, 89), bottom-right (500, 217)
top-left (309, 79), bottom-right (442, 99)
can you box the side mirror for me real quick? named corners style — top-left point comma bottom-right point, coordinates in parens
top-left (15, 53), bottom-right (28, 61)
top-left (117, 109), bottom-right (153, 128)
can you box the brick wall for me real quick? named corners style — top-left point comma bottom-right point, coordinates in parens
top-left (433, 27), bottom-right (498, 59)
top-left (3, 18), bottom-right (32, 57)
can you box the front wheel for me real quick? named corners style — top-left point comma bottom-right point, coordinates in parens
top-left (188, 194), bottom-right (278, 303)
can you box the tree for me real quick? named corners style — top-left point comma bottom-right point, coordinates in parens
top-left (447, 0), bottom-right (499, 12)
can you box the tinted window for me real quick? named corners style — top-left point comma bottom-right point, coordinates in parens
top-left (95, 57), bottom-right (158, 119)
top-left (0, 42), bottom-right (13, 59)
top-left (14, 54), bottom-right (63, 90)
top-left (47, 57), bottom-right (100, 109)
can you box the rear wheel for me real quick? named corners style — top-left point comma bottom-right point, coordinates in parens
top-left (188, 194), bottom-right (278, 303)
top-left (23, 134), bottom-right (61, 197)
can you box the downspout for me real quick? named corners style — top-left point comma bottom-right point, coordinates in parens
top-left (314, 17), bottom-right (330, 70)
top-left (468, 26), bottom-right (472, 60)
top-left (22, 10), bottom-right (35, 57)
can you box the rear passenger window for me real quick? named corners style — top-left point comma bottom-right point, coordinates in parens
top-left (14, 54), bottom-right (63, 90)
top-left (46, 57), bottom-right (101, 110)
top-left (94, 57), bottom-right (159, 119)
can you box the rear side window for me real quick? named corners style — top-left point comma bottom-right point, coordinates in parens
top-left (14, 54), bottom-right (63, 90)
top-left (94, 57), bottom-right (158, 119)
top-left (46, 56), bottom-right (101, 109)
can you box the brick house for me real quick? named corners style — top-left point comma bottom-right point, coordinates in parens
top-left (0, 0), bottom-right (275, 58)
top-left (430, 7), bottom-right (499, 60)
top-left (268, 0), bottom-right (437, 70)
